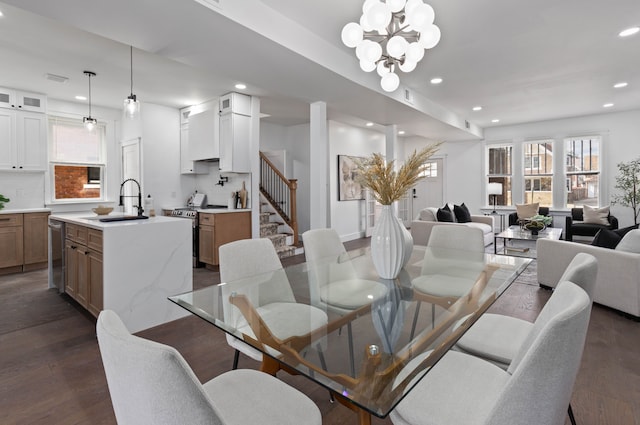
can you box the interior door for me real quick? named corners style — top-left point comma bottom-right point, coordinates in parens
top-left (411, 158), bottom-right (444, 219)
top-left (120, 138), bottom-right (142, 215)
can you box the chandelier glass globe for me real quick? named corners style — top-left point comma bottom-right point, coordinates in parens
top-left (341, 0), bottom-right (441, 92)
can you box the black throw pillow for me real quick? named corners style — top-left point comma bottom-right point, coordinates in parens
top-left (437, 204), bottom-right (455, 222)
top-left (614, 224), bottom-right (639, 238)
top-left (454, 203), bottom-right (472, 223)
top-left (591, 228), bottom-right (622, 249)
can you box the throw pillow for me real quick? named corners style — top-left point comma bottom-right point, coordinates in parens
top-left (591, 228), bottom-right (621, 249)
top-left (516, 203), bottom-right (539, 220)
top-left (454, 203), bottom-right (472, 223)
top-left (583, 205), bottom-right (610, 225)
top-left (615, 229), bottom-right (640, 254)
top-left (436, 204), bottom-right (455, 222)
top-left (419, 208), bottom-right (436, 221)
top-left (614, 224), bottom-right (639, 238)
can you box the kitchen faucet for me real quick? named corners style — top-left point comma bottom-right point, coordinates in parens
top-left (119, 178), bottom-right (144, 216)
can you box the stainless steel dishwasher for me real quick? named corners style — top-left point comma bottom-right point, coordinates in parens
top-left (48, 218), bottom-right (65, 293)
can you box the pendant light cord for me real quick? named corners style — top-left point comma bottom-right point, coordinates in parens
top-left (88, 73), bottom-right (92, 117)
top-left (130, 45), bottom-right (134, 95)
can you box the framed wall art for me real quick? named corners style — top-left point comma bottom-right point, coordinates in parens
top-left (338, 155), bottom-right (365, 201)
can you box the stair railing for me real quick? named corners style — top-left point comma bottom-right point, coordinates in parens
top-left (259, 152), bottom-right (298, 245)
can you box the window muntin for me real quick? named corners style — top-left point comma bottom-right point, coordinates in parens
top-left (524, 141), bottom-right (553, 207)
top-left (419, 161), bottom-right (438, 178)
top-left (565, 136), bottom-right (600, 207)
top-left (487, 144), bottom-right (512, 206)
top-left (49, 116), bottom-right (106, 202)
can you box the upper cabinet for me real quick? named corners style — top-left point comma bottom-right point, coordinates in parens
top-left (188, 105), bottom-right (219, 161)
top-left (0, 109), bottom-right (47, 172)
top-left (219, 93), bottom-right (251, 173)
top-left (179, 107), bottom-right (208, 175)
top-left (0, 87), bottom-right (47, 113)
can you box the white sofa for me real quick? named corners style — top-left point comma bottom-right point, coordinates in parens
top-left (410, 207), bottom-right (494, 247)
top-left (537, 238), bottom-right (640, 319)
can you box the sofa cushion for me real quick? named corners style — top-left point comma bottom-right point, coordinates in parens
top-left (516, 203), bottom-right (539, 220)
top-left (454, 203), bottom-right (472, 223)
top-left (466, 222), bottom-right (493, 235)
top-left (615, 229), bottom-right (640, 254)
top-left (419, 208), bottom-right (437, 222)
top-left (583, 205), bottom-right (610, 225)
top-left (437, 205), bottom-right (455, 222)
top-left (591, 229), bottom-right (621, 249)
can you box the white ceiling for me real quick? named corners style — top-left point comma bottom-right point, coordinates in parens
top-left (1, 0), bottom-right (639, 142)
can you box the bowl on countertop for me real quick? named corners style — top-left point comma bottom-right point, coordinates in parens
top-left (92, 206), bottom-right (113, 216)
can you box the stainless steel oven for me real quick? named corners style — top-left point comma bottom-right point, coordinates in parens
top-left (169, 208), bottom-right (201, 267)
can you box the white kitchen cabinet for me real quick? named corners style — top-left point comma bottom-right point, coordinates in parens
top-left (188, 107), bottom-right (219, 161)
top-left (219, 112), bottom-right (251, 173)
top-left (0, 109), bottom-right (47, 171)
top-left (0, 87), bottom-right (47, 113)
top-left (180, 122), bottom-right (208, 175)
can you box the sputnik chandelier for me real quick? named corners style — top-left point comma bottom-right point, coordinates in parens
top-left (341, 0), bottom-right (441, 92)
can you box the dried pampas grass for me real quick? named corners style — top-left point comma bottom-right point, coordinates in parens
top-left (355, 142), bottom-right (443, 205)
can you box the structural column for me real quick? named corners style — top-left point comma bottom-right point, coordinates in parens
top-left (309, 101), bottom-right (329, 229)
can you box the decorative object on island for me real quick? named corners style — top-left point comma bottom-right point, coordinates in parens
top-left (92, 205), bottom-right (113, 215)
top-left (82, 71), bottom-right (98, 131)
top-left (0, 194), bottom-right (9, 210)
top-left (338, 155), bottom-right (365, 201)
top-left (341, 0), bottom-right (441, 92)
top-left (123, 45), bottom-right (140, 119)
top-left (611, 157), bottom-right (640, 225)
top-left (488, 182), bottom-right (503, 214)
top-left (356, 142), bottom-right (442, 278)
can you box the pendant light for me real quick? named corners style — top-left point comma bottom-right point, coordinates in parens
top-left (83, 71), bottom-right (97, 131)
top-left (124, 45), bottom-right (140, 118)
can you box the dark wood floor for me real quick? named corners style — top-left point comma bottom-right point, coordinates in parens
top-left (1, 239), bottom-right (638, 425)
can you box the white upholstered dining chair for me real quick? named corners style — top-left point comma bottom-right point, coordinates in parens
top-left (451, 252), bottom-right (597, 425)
top-left (218, 238), bottom-right (329, 370)
top-left (96, 309), bottom-right (322, 425)
top-left (302, 228), bottom-right (389, 375)
top-left (410, 225), bottom-right (486, 335)
top-left (390, 280), bottom-right (592, 425)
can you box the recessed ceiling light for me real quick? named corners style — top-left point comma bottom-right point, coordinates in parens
top-left (472, 106), bottom-right (482, 111)
top-left (0, 10), bottom-right (4, 17)
top-left (235, 83), bottom-right (247, 90)
top-left (398, 130), bottom-right (406, 135)
top-left (491, 119), bottom-right (500, 123)
top-left (75, 95), bottom-right (87, 101)
top-left (603, 103), bottom-right (614, 108)
top-left (365, 122), bottom-right (374, 127)
top-left (619, 26), bottom-right (639, 37)
top-left (613, 82), bottom-right (628, 88)
top-left (430, 77), bottom-right (443, 85)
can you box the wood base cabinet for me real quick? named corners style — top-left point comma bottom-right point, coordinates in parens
top-left (0, 212), bottom-right (49, 274)
top-left (199, 211), bottom-right (251, 266)
top-left (65, 224), bottom-right (103, 316)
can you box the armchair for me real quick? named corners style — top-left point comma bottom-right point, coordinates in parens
top-left (565, 207), bottom-right (618, 241)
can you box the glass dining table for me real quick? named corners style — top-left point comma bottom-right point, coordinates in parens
top-left (169, 245), bottom-right (531, 425)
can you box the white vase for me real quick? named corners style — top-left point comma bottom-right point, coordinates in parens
top-left (371, 205), bottom-right (412, 279)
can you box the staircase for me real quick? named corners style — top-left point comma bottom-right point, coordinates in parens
top-left (259, 199), bottom-right (297, 259)
top-left (259, 152), bottom-right (300, 259)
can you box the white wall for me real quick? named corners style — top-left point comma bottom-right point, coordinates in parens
top-left (328, 121), bottom-right (385, 240)
top-left (482, 109), bottom-right (640, 226)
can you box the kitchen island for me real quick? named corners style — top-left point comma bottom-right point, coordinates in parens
top-left (49, 212), bottom-right (192, 333)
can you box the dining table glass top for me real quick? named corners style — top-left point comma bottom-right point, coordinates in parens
top-left (169, 245), bottom-right (531, 418)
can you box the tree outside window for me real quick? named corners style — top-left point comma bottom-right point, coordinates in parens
top-left (487, 144), bottom-right (512, 206)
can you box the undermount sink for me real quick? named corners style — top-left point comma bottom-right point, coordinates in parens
top-left (99, 215), bottom-right (149, 222)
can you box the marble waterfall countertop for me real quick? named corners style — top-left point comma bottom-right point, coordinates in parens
top-left (49, 211), bottom-right (185, 230)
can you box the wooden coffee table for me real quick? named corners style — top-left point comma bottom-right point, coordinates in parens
top-left (494, 225), bottom-right (563, 258)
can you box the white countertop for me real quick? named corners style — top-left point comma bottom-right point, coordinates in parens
top-left (49, 212), bottom-right (184, 230)
top-left (197, 208), bottom-right (251, 214)
top-left (0, 208), bottom-right (52, 214)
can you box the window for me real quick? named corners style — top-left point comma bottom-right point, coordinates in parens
top-left (524, 141), bottom-right (553, 206)
top-left (487, 144), bottom-right (512, 206)
top-left (49, 116), bottom-right (106, 202)
top-left (565, 136), bottom-right (600, 207)
top-left (419, 160), bottom-right (438, 178)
